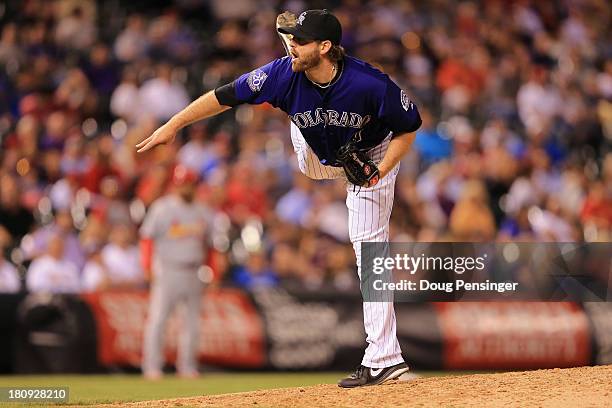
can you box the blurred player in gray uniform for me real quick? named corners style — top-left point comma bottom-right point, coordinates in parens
top-left (141, 165), bottom-right (213, 379)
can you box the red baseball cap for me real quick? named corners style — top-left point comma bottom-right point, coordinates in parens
top-left (172, 164), bottom-right (198, 185)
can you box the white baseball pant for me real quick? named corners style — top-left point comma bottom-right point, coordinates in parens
top-left (290, 122), bottom-right (404, 368)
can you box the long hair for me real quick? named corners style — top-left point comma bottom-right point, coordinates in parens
top-left (327, 44), bottom-right (346, 63)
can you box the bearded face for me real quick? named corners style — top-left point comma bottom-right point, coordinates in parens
top-left (289, 42), bottom-right (322, 72)
top-left (177, 183), bottom-right (196, 202)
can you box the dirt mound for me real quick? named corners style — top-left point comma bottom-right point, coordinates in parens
top-left (108, 365), bottom-right (612, 408)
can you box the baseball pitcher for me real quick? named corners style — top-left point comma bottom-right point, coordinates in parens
top-left (137, 9), bottom-right (421, 387)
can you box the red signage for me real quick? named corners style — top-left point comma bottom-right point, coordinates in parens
top-left (81, 288), bottom-right (265, 367)
top-left (435, 302), bottom-right (591, 369)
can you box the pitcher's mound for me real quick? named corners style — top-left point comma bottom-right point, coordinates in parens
top-left (120, 365), bottom-right (612, 407)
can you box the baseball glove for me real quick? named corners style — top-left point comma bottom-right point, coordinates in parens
top-left (337, 140), bottom-right (380, 187)
top-left (276, 11), bottom-right (296, 56)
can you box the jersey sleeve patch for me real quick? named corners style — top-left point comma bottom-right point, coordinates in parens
top-left (400, 90), bottom-right (412, 111)
top-left (247, 69), bottom-right (268, 93)
top-left (379, 78), bottom-right (422, 134)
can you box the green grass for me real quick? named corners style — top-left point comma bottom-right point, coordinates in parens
top-left (0, 371), bottom-right (473, 406)
top-left (0, 372), bottom-right (346, 406)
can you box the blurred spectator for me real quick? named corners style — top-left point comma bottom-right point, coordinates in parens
top-left (233, 250), bottom-right (278, 289)
top-left (20, 208), bottom-right (86, 271)
top-left (0, 23), bottom-right (22, 66)
top-left (54, 68), bottom-right (94, 114)
top-left (0, 173), bottom-right (35, 247)
top-left (580, 181), bottom-right (612, 241)
top-left (210, 0), bottom-right (257, 20)
top-left (177, 123), bottom-right (213, 173)
top-left (79, 213), bottom-right (108, 252)
top-left (449, 179), bottom-right (496, 241)
top-left (308, 185), bottom-right (350, 243)
top-left (413, 108), bottom-right (453, 165)
top-left (270, 242), bottom-right (300, 286)
top-left (0, 255), bottom-right (20, 293)
top-left (26, 233), bottom-right (80, 294)
top-left (82, 43), bottom-right (120, 98)
top-left (114, 14), bottom-right (149, 63)
top-left (83, 222), bottom-right (142, 291)
top-left (275, 171), bottom-right (313, 226)
top-left (60, 134), bottom-right (89, 177)
top-left (138, 63), bottom-right (189, 122)
top-left (49, 176), bottom-right (78, 211)
top-left (530, 196), bottom-right (577, 241)
top-left (92, 175), bottom-right (132, 226)
top-left (81, 135), bottom-right (121, 193)
top-left (499, 206), bottom-right (535, 241)
top-left (81, 245), bottom-right (110, 292)
top-left (597, 60), bottom-right (612, 99)
top-left (147, 10), bottom-right (199, 64)
top-left (0, 227), bottom-right (20, 293)
top-left (223, 160), bottom-right (269, 223)
top-left (517, 64), bottom-right (561, 137)
top-left (325, 243), bottom-right (356, 291)
top-left (110, 66), bottom-right (141, 123)
top-left (135, 163), bottom-right (170, 207)
top-left (54, 4), bottom-right (97, 52)
top-left (39, 148), bottom-right (63, 185)
top-left (100, 224), bottom-right (144, 289)
top-left (6, 115), bottom-right (40, 163)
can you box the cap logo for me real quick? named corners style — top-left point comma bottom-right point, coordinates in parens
top-left (297, 12), bottom-right (306, 25)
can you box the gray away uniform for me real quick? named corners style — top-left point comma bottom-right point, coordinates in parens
top-left (140, 194), bottom-right (213, 375)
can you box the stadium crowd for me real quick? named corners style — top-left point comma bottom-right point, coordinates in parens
top-left (0, 0), bottom-right (611, 294)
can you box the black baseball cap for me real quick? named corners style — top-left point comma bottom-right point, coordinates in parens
top-left (277, 9), bottom-right (342, 45)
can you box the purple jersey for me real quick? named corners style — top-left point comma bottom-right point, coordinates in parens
top-left (232, 56), bottom-right (422, 165)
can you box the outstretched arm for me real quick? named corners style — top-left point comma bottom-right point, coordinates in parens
top-left (136, 90), bottom-right (231, 153)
